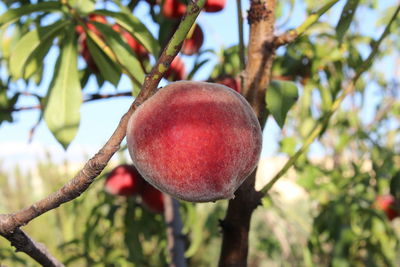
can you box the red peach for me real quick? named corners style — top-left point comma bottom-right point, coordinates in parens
top-left (375, 195), bottom-right (399, 221)
top-left (162, 0), bottom-right (186, 19)
top-left (164, 56), bottom-right (185, 81)
top-left (204, 0), bottom-right (226, 12)
top-left (126, 81), bottom-right (262, 202)
top-left (182, 24), bottom-right (204, 56)
top-left (215, 76), bottom-right (241, 93)
top-left (112, 24), bottom-right (148, 59)
top-left (104, 164), bottom-right (144, 196)
top-left (141, 181), bottom-right (165, 213)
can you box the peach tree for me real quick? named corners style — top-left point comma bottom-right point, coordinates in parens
top-left (0, 0), bottom-right (399, 266)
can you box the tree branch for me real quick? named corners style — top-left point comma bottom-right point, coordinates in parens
top-left (2, 229), bottom-right (64, 267)
top-left (0, 0), bottom-right (206, 264)
top-left (164, 196), bottom-right (187, 267)
top-left (260, 3), bottom-right (400, 195)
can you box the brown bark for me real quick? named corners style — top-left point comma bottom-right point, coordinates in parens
top-left (4, 229), bottom-right (64, 267)
top-left (218, 1), bottom-right (277, 266)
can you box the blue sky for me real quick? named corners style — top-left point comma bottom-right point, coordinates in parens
top-left (0, 0), bottom-right (397, 171)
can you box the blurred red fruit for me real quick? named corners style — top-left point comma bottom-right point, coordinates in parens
top-left (162, 0), bottom-right (186, 19)
top-left (75, 14), bottom-right (108, 72)
top-left (112, 24), bottom-right (148, 59)
top-left (104, 164), bottom-right (144, 196)
top-left (77, 34), bottom-right (98, 72)
top-left (204, 0), bottom-right (226, 12)
top-left (182, 24), bottom-right (204, 55)
top-left (164, 56), bottom-right (185, 81)
top-left (88, 14), bottom-right (107, 24)
top-left (141, 181), bottom-right (165, 213)
top-left (215, 76), bottom-right (241, 93)
top-left (375, 195), bottom-right (399, 221)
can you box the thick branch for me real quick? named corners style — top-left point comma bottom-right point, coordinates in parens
top-left (219, 1), bottom-right (276, 266)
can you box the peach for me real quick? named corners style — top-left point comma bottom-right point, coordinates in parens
top-left (164, 56), bottom-right (185, 81)
top-left (126, 81), bottom-right (262, 202)
top-left (162, 0), bottom-right (186, 19)
top-left (204, 0), bottom-right (226, 12)
top-left (375, 195), bottom-right (399, 221)
top-left (75, 14), bottom-right (108, 73)
top-left (112, 24), bottom-right (148, 60)
top-left (215, 76), bottom-right (241, 93)
top-left (182, 24), bottom-right (204, 56)
top-left (104, 164), bottom-right (144, 196)
top-left (141, 181), bottom-right (165, 213)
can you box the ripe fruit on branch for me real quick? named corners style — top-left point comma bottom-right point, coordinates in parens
top-left (126, 81), bottom-right (262, 202)
top-left (182, 24), bottom-right (204, 56)
top-left (104, 164), bottom-right (144, 196)
top-left (204, 0), bottom-right (226, 12)
top-left (162, 0), bottom-right (186, 19)
top-left (164, 56), bottom-right (185, 81)
top-left (141, 181), bottom-right (165, 213)
top-left (375, 195), bottom-right (399, 221)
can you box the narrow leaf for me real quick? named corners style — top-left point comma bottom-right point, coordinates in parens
top-left (0, 2), bottom-right (61, 27)
top-left (390, 171), bottom-right (400, 199)
top-left (336, 0), bottom-right (360, 43)
top-left (94, 9), bottom-right (160, 56)
top-left (23, 36), bottom-right (53, 79)
top-left (9, 20), bottom-right (69, 80)
top-left (44, 27), bottom-right (82, 149)
top-left (266, 80), bottom-right (299, 128)
top-left (86, 37), bottom-right (121, 86)
top-left (92, 22), bottom-right (145, 84)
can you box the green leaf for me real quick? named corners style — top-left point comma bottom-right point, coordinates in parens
top-left (44, 27), bottom-right (82, 149)
top-left (0, 2), bottom-right (61, 27)
top-left (390, 171), bottom-right (400, 199)
top-left (23, 35), bottom-right (53, 80)
top-left (69, 0), bottom-right (95, 14)
top-left (94, 9), bottom-right (160, 57)
top-left (336, 0), bottom-right (360, 43)
top-left (9, 20), bottom-right (69, 80)
top-left (0, 88), bottom-right (18, 125)
top-left (91, 22), bottom-right (145, 84)
top-left (266, 80), bottom-right (299, 128)
top-left (86, 37), bottom-right (121, 87)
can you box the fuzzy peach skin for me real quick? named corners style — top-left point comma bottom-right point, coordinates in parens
top-left (126, 81), bottom-right (262, 202)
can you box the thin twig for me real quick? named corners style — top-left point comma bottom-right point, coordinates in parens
top-left (260, 4), bottom-right (400, 195)
top-left (274, 0), bottom-right (340, 47)
top-left (2, 91), bottom-right (136, 112)
top-left (236, 0), bottom-right (245, 70)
